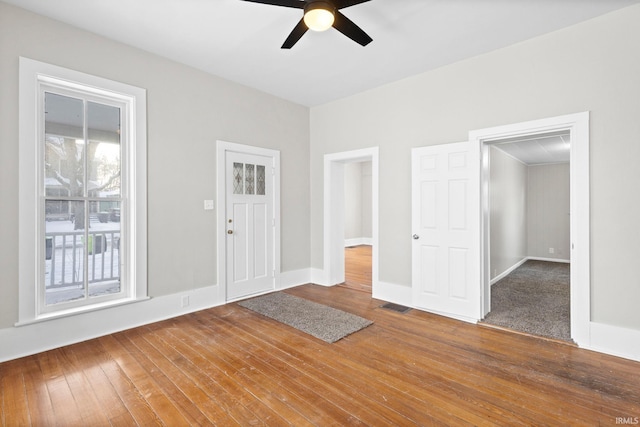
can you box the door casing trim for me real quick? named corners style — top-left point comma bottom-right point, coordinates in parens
top-left (216, 140), bottom-right (281, 302)
top-left (323, 147), bottom-right (379, 293)
top-left (469, 111), bottom-right (590, 346)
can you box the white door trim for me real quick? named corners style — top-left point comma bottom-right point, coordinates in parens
top-left (216, 140), bottom-right (281, 302)
top-left (323, 147), bottom-right (379, 293)
top-left (469, 111), bottom-right (590, 346)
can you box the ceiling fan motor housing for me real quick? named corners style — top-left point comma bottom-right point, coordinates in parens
top-left (305, 0), bottom-right (336, 14)
top-left (304, 0), bottom-right (336, 31)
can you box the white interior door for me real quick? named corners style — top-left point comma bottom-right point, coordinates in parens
top-left (226, 151), bottom-right (274, 300)
top-left (411, 142), bottom-right (481, 322)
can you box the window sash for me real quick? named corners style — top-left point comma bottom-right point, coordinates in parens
top-left (38, 85), bottom-right (128, 314)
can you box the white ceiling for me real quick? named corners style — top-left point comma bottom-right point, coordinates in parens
top-left (492, 131), bottom-right (570, 165)
top-left (5, 0), bottom-right (640, 106)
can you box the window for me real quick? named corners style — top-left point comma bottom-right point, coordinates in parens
top-left (19, 58), bottom-right (147, 323)
top-left (232, 162), bottom-right (266, 196)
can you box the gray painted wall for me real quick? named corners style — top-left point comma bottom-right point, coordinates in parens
top-left (489, 147), bottom-right (528, 279)
top-left (310, 5), bottom-right (640, 330)
top-left (489, 147), bottom-right (570, 281)
top-left (344, 161), bottom-right (372, 242)
top-left (0, 2), bottom-right (310, 330)
top-left (528, 163), bottom-right (571, 260)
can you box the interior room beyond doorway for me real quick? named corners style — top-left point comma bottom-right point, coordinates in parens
top-left (483, 131), bottom-right (571, 341)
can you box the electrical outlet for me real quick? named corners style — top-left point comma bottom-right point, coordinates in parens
top-left (549, 248), bottom-right (555, 254)
top-left (204, 200), bottom-right (214, 210)
top-left (181, 295), bottom-right (190, 307)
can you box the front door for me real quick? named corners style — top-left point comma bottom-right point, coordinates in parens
top-left (411, 142), bottom-right (481, 322)
top-left (225, 151), bottom-right (275, 300)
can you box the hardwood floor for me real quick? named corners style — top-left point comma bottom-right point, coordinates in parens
top-left (342, 245), bottom-right (372, 292)
top-left (2, 285), bottom-right (639, 426)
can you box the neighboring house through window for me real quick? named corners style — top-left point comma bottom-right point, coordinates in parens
top-left (18, 58), bottom-right (147, 323)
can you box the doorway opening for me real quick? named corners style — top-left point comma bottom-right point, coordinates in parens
top-left (342, 161), bottom-right (373, 293)
top-left (469, 112), bottom-right (590, 347)
top-left (323, 148), bottom-right (379, 295)
top-left (482, 132), bottom-right (572, 342)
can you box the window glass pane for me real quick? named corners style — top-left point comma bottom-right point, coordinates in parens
top-left (45, 200), bottom-right (85, 306)
top-left (44, 200), bottom-right (122, 305)
top-left (245, 163), bottom-right (255, 195)
top-left (233, 162), bottom-right (243, 194)
top-left (256, 165), bottom-right (265, 195)
top-left (88, 102), bottom-right (121, 198)
top-left (44, 93), bottom-right (85, 197)
top-left (88, 201), bottom-right (121, 298)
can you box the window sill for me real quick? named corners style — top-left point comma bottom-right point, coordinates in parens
top-left (15, 296), bottom-right (151, 327)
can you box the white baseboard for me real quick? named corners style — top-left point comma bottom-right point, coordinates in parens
top-left (0, 268), bottom-right (313, 363)
top-left (373, 280), bottom-right (412, 307)
top-left (0, 284), bottom-right (222, 363)
top-left (310, 268), bottom-right (331, 286)
top-left (586, 322), bottom-right (640, 362)
top-left (345, 238), bottom-right (372, 247)
top-left (491, 256), bottom-right (571, 285)
top-left (278, 268), bottom-right (311, 290)
top-left (491, 257), bottom-right (528, 285)
top-left (527, 256), bottom-right (570, 263)
top-left (5, 268), bottom-right (637, 365)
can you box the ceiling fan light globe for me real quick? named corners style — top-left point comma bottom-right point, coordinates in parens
top-left (304, 7), bottom-right (335, 32)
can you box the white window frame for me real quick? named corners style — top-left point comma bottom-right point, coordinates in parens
top-left (18, 57), bottom-right (148, 324)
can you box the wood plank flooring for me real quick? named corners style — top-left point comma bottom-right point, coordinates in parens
top-left (2, 284), bottom-right (639, 426)
top-left (342, 245), bottom-right (372, 292)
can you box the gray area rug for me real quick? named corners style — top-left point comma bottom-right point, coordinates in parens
top-left (238, 292), bottom-right (373, 343)
top-left (482, 260), bottom-right (571, 342)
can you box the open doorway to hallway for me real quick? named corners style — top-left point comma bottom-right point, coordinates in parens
top-left (341, 161), bottom-right (373, 293)
top-left (323, 147), bottom-right (379, 294)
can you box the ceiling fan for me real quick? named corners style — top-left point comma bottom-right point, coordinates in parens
top-left (241, 0), bottom-right (373, 49)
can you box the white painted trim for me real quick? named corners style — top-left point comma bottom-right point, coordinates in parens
top-left (527, 256), bottom-right (570, 264)
top-left (18, 57), bottom-right (147, 324)
top-left (5, 277), bottom-right (637, 364)
top-left (344, 238), bottom-right (372, 247)
top-left (310, 268), bottom-right (330, 286)
top-left (490, 257), bottom-right (528, 285)
top-left (470, 111), bottom-right (590, 348)
top-left (1, 285), bottom-right (221, 363)
top-left (420, 308), bottom-right (478, 324)
top-left (373, 281), bottom-right (412, 308)
top-left (323, 147), bottom-right (379, 292)
top-left (277, 269), bottom-right (311, 290)
top-left (588, 322), bottom-right (640, 362)
top-left (490, 257), bottom-right (570, 285)
top-left (216, 141), bottom-right (281, 303)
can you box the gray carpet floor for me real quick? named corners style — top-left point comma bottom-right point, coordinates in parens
top-left (482, 260), bottom-right (571, 342)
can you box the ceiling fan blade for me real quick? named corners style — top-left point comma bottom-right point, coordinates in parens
top-left (281, 18), bottom-right (309, 49)
top-left (334, 0), bottom-right (371, 9)
top-left (240, 0), bottom-right (304, 9)
top-left (332, 10), bottom-right (372, 46)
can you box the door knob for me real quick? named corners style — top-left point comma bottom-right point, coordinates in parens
top-left (227, 230), bottom-right (233, 234)
top-left (413, 234), bottom-right (419, 240)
